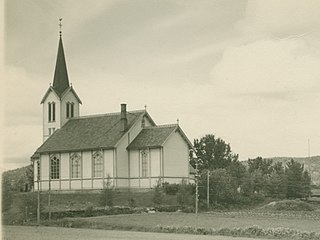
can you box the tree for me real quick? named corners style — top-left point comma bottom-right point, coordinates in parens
top-left (199, 169), bottom-right (238, 205)
top-left (153, 178), bottom-right (164, 206)
top-left (192, 134), bottom-right (238, 172)
top-left (285, 159), bottom-right (311, 199)
top-left (100, 176), bottom-right (114, 207)
top-left (248, 157), bottom-right (273, 175)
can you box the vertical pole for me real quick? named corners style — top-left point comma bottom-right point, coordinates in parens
top-left (195, 159), bottom-right (198, 215)
top-left (48, 174), bottom-right (51, 222)
top-left (25, 206), bottom-right (28, 222)
top-left (37, 160), bottom-right (40, 225)
top-left (308, 139), bottom-right (312, 196)
top-left (207, 170), bottom-right (210, 210)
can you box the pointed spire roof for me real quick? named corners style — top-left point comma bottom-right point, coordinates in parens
top-left (52, 36), bottom-right (70, 96)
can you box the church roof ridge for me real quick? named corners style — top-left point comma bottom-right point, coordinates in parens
top-left (144, 124), bottom-right (177, 129)
top-left (68, 109), bottom-right (145, 120)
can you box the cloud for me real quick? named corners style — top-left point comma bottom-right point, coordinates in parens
top-left (238, 0), bottom-right (320, 37)
top-left (211, 39), bottom-right (320, 100)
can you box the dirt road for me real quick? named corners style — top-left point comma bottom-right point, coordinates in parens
top-left (2, 226), bottom-right (265, 240)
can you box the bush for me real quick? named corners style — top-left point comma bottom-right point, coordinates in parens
top-left (155, 205), bottom-right (180, 212)
top-left (177, 181), bottom-right (194, 206)
top-left (262, 200), bottom-right (315, 211)
top-left (162, 182), bottom-right (180, 195)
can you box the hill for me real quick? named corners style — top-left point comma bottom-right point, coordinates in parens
top-left (2, 164), bottom-right (33, 192)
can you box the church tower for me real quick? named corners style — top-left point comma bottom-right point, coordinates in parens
top-left (41, 21), bottom-right (82, 142)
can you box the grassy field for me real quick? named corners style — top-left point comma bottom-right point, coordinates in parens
top-left (3, 226), bottom-right (264, 240)
top-left (51, 211), bottom-right (320, 234)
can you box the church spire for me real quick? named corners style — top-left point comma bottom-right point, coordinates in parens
top-left (52, 18), bottom-right (69, 96)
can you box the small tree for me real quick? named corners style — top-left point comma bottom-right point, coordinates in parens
top-left (153, 178), bottom-right (164, 206)
top-left (100, 176), bottom-right (114, 207)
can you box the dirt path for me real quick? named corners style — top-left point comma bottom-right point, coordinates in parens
top-left (2, 226), bottom-right (265, 240)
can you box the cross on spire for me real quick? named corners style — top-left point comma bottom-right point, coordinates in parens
top-left (59, 18), bottom-right (63, 37)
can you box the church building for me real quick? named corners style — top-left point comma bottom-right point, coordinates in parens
top-left (31, 30), bottom-right (194, 191)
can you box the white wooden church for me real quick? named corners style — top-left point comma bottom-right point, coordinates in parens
top-left (31, 32), bottom-right (194, 191)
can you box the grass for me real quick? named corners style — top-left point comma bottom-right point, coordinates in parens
top-left (42, 212), bottom-right (320, 240)
top-left (50, 211), bottom-right (320, 233)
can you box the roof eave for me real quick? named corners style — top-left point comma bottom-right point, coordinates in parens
top-left (61, 86), bottom-right (82, 104)
top-left (36, 146), bottom-right (115, 155)
top-left (127, 145), bottom-right (162, 151)
top-left (40, 87), bottom-right (60, 104)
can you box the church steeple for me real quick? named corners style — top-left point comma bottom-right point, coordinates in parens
top-left (52, 19), bottom-right (69, 96)
top-left (41, 19), bottom-right (82, 142)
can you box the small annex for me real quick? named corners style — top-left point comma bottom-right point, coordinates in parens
top-left (31, 28), bottom-right (194, 191)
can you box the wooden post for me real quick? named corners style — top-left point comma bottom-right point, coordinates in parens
top-left (195, 159), bottom-right (199, 215)
top-left (25, 206), bottom-right (28, 222)
top-left (48, 173), bottom-right (51, 222)
top-left (37, 159), bottom-right (41, 225)
top-left (207, 170), bottom-right (210, 209)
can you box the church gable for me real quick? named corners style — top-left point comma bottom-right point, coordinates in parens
top-left (127, 124), bottom-right (193, 150)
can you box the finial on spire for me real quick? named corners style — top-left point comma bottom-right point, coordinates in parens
top-left (144, 104), bottom-right (147, 112)
top-left (177, 118), bottom-right (179, 125)
top-left (59, 18), bottom-right (63, 37)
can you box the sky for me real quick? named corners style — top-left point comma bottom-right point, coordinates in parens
top-left (2, 0), bottom-right (320, 171)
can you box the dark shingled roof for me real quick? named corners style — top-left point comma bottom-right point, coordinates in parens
top-left (127, 125), bottom-right (178, 150)
top-left (36, 110), bottom-right (145, 153)
top-left (53, 36), bottom-right (70, 96)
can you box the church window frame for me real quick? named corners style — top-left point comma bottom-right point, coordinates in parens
top-left (141, 150), bottom-right (148, 178)
top-left (48, 102), bottom-right (56, 122)
top-left (49, 127), bottom-right (56, 136)
top-left (70, 152), bottom-right (81, 179)
top-left (50, 154), bottom-right (60, 180)
top-left (66, 102), bottom-right (75, 118)
top-left (92, 151), bottom-right (103, 178)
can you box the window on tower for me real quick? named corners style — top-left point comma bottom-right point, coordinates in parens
top-left (66, 102), bottom-right (75, 118)
top-left (49, 128), bottom-right (56, 136)
top-left (48, 102), bottom-right (56, 122)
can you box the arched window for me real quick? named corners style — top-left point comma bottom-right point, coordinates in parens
top-left (141, 150), bottom-right (148, 178)
top-left (92, 151), bottom-right (103, 178)
top-left (50, 154), bottom-right (60, 179)
top-left (70, 152), bottom-right (81, 178)
top-left (48, 102), bottom-right (56, 122)
top-left (66, 102), bottom-right (75, 118)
